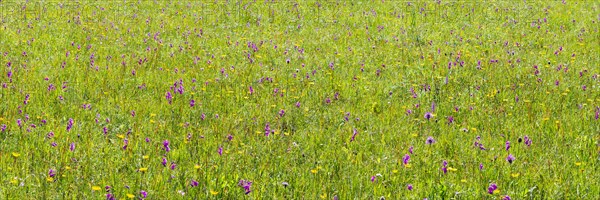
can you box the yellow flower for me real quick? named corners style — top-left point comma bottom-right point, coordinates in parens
top-left (46, 177), bottom-right (54, 182)
top-left (11, 152), bottom-right (20, 158)
top-left (117, 134), bottom-right (125, 139)
top-left (448, 167), bottom-right (457, 172)
top-left (65, 166), bottom-right (71, 170)
top-left (511, 173), bottom-right (520, 178)
top-left (210, 190), bottom-right (219, 195)
top-left (139, 167), bottom-right (148, 172)
top-left (311, 169), bottom-right (318, 174)
top-left (194, 164), bottom-right (201, 169)
top-left (493, 189), bottom-right (500, 194)
top-left (320, 194), bottom-right (327, 199)
top-left (392, 169), bottom-right (399, 173)
top-left (460, 179), bottom-right (467, 183)
top-left (142, 155), bottom-right (149, 159)
top-left (92, 186), bottom-right (102, 191)
top-left (126, 194), bottom-right (135, 199)
top-left (10, 178), bottom-right (18, 184)
top-left (575, 162), bottom-right (582, 166)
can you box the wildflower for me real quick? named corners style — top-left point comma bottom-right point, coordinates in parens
top-left (402, 154), bottom-right (410, 165)
top-left (170, 162), bottom-right (177, 170)
top-left (238, 179), bottom-right (252, 194)
top-left (282, 182), bottom-right (289, 187)
top-left (505, 141), bottom-right (510, 151)
top-left (227, 134), bottom-right (233, 141)
top-left (370, 175), bottom-right (376, 182)
top-left (279, 109), bottom-right (285, 117)
top-left (163, 140), bottom-right (170, 152)
top-left (48, 169), bottom-right (56, 178)
top-left (408, 146), bottom-right (414, 154)
top-left (265, 123), bottom-right (272, 136)
top-left (350, 128), bottom-right (358, 142)
top-left (66, 118), bottom-right (74, 132)
top-left (502, 195), bottom-right (511, 200)
top-left (218, 147), bottom-right (223, 156)
top-left (441, 160), bottom-right (448, 174)
top-left (165, 92), bottom-right (173, 104)
top-left (122, 138), bottom-right (128, 150)
top-left (487, 183), bottom-right (498, 194)
top-left (106, 193), bottom-right (115, 200)
top-left (426, 136), bottom-right (435, 145)
top-left (249, 86), bottom-right (254, 95)
top-left (295, 101), bottom-right (301, 107)
top-left (140, 190), bottom-right (147, 199)
top-left (1, 124), bottom-right (6, 132)
top-left (479, 163), bottom-right (483, 170)
top-left (424, 112), bottom-right (433, 120)
top-left (69, 143), bottom-right (75, 151)
top-left (92, 186), bottom-right (102, 191)
top-left (506, 154), bottom-right (515, 164)
top-left (407, 184), bottom-right (413, 191)
top-left (161, 157), bottom-right (167, 167)
top-left (524, 136), bottom-right (532, 147)
top-left (17, 119), bottom-right (22, 127)
top-left (189, 99), bottom-right (195, 107)
top-left (190, 180), bottom-right (199, 187)
top-left (447, 116), bottom-right (454, 124)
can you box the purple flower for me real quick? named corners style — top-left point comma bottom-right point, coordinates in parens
top-left (506, 154), bottom-right (515, 164)
top-left (408, 146), bottom-right (414, 154)
top-left (370, 175), bottom-right (376, 182)
top-left (17, 119), bottom-right (22, 127)
top-left (69, 142), bottom-right (75, 151)
top-left (189, 99), bottom-right (195, 107)
top-left (264, 123), bottom-right (272, 136)
top-left (66, 118), bottom-right (74, 132)
top-left (163, 140), bottom-right (171, 152)
top-left (502, 195), bottom-right (511, 200)
top-left (407, 184), bottom-right (413, 191)
top-left (249, 86), bottom-right (254, 95)
top-left (48, 169), bottom-right (56, 177)
top-left (238, 179), bottom-right (252, 194)
top-left (424, 112), bottom-right (433, 120)
top-left (106, 193), bottom-right (115, 200)
top-left (140, 190), bottom-right (147, 198)
top-left (122, 139), bottom-right (129, 150)
top-left (426, 136), bottom-right (435, 145)
top-left (505, 141), bottom-right (510, 151)
top-left (524, 136), bottom-right (532, 147)
top-left (145, 137), bottom-right (150, 143)
top-left (279, 109), bottom-right (285, 117)
top-left (170, 162), bottom-right (177, 170)
top-left (218, 147), bottom-right (223, 156)
top-left (295, 101), bottom-right (301, 108)
top-left (161, 157), bottom-right (168, 167)
top-left (350, 128), bottom-right (358, 142)
top-left (325, 97), bottom-right (331, 104)
top-left (190, 180), bottom-right (199, 187)
top-left (402, 154), bottom-right (410, 165)
top-left (1, 124), bottom-right (6, 132)
top-left (165, 92), bottom-right (173, 104)
top-left (479, 163), bottom-right (483, 170)
top-left (487, 183), bottom-right (498, 194)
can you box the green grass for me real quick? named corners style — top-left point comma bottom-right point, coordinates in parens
top-left (0, 0), bottom-right (598, 199)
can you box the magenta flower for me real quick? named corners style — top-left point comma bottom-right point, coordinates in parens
top-left (163, 140), bottom-right (171, 152)
top-left (48, 169), bottom-right (56, 177)
top-left (189, 99), bottom-right (195, 107)
top-left (190, 180), bottom-right (199, 187)
top-left (238, 179), bottom-right (252, 194)
top-left (161, 157), bottom-right (167, 167)
top-left (487, 183), bottom-right (498, 194)
top-left (424, 112), bottom-right (433, 120)
top-left (524, 136), bottom-right (532, 147)
top-left (402, 154), bottom-right (410, 165)
top-left (506, 154), bottom-right (515, 164)
top-left (502, 195), bottom-right (511, 200)
top-left (140, 190), bottom-right (147, 199)
top-left (69, 142), bottom-right (75, 151)
top-left (407, 184), bottom-right (413, 191)
top-left (426, 136), bottom-right (436, 145)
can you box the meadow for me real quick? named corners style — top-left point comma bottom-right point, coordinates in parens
top-left (0, 0), bottom-right (598, 199)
